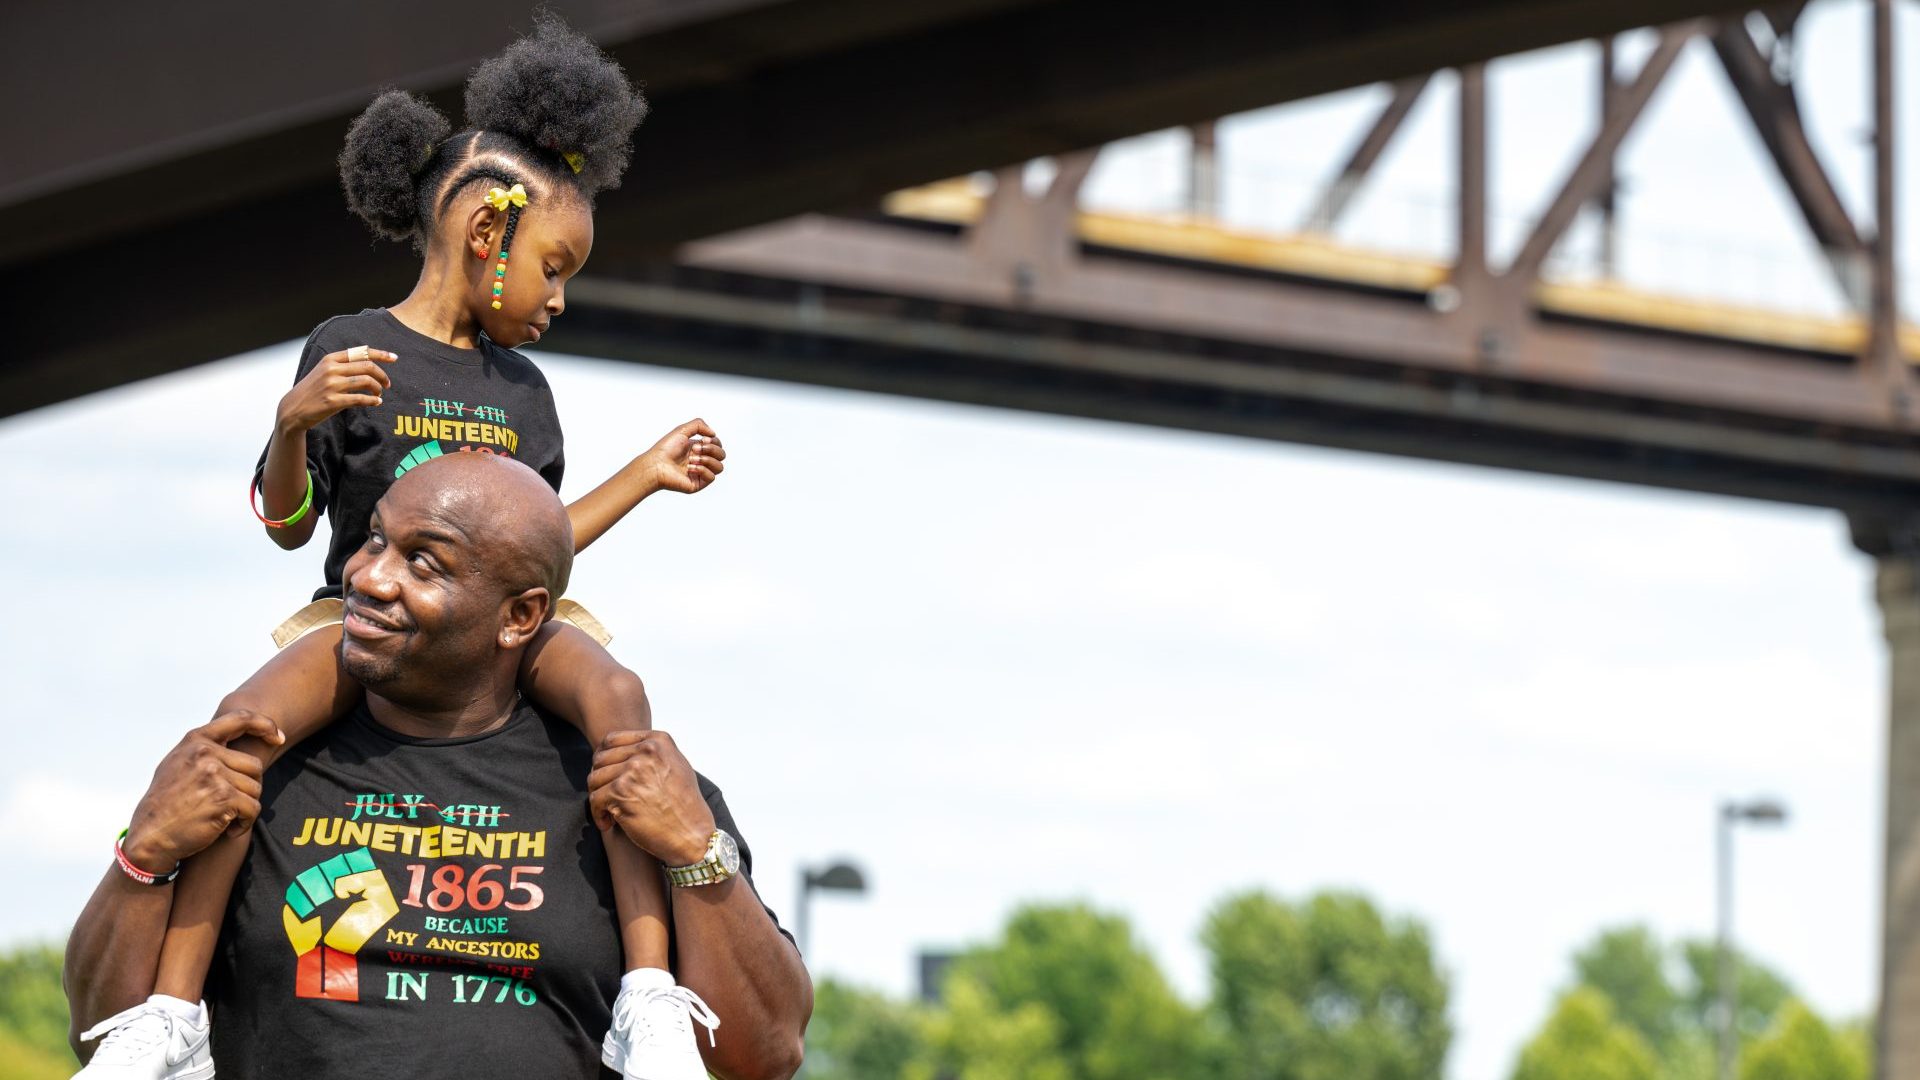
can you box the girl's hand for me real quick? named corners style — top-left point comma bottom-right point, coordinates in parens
top-left (275, 346), bottom-right (396, 434)
top-left (637, 418), bottom-right (727, 495)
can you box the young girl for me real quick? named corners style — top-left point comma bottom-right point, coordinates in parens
top-left (78, 17), bottom-right (720, 1080)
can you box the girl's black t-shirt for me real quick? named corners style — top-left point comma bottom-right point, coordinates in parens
top-left (254, 310), bottom-right (567, 600)
top-left (205, 700), bottom-right (778, 1078)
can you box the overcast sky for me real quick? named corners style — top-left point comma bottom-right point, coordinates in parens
top-left (1, 4), bottom-right (1908, 1079)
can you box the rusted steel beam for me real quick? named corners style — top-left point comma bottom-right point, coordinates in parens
top-left (1596, 38), bottom-right (1620, 277)
top-left (1868, 0), bottom-right (1902, 387)
top-left (1507, 22), bottom-right (1697, 284)
top-left (1456, 66), bottom-right (1489, 283)
top-left (559, 264), bottom-right (1920, 513)
top-left (1189, 121), bottom-right (1219, 217)
top-left (1710, 20), bottom-right (1868, 306)
top-left (672, 214), bottom-right (1902, 432)
top-left (967, 148), bottom-right (1100, 286)
top-left (1303, 75), bottom-right (1431, 233)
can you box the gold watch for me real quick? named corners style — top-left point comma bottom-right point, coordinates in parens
top-left (665, 829), bottom-right (740, 887)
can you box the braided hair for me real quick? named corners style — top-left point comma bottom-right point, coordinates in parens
top-left (339, 11), bottom-right (649, 252)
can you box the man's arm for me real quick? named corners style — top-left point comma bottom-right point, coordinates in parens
top-left (64, 712), bottom-right (283, 1058)
top-left (588, 731), bottom-right (810, 1080)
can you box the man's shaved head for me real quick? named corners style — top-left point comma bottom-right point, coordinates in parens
top-left (387, 453), bottom-right (573, 599)
top-left (340, 452), bottom-right (574, 716)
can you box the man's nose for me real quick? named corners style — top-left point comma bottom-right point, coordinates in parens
top-left (348, 550), bottom-right (401, 600)
top-left (547, 286), bottom-right (565, 318)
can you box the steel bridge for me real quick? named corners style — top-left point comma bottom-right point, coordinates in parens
top-left (7, 1), bottom-right (1918, 1074)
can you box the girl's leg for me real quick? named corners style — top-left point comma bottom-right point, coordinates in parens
top-left (603, 827), bottom-right (673, 974)
top-left (519, 623), bottom-right (670, 973)
top-left (152, 625), bottom-right (362, 1001)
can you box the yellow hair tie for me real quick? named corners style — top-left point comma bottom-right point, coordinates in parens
top-left (562, 152), bottom-right (585, 175)
top-left (485, 183), bottom-right (528, 212)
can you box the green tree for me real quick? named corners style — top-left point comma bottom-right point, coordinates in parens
top-left (1573, 927), bottom-right (1683, 1052)
top-left (1740, 1001), bottom-right (1867, 1080)
top-left (1561, 925), bottom-right (1798, 1080)
top-left (1202, 890), bottom-right (1450, 1080)
top-left (803, 978), bottom-right (930, 1080)
top-left (0, 1027), bottom-right (72, 1080)
top-left (0, 942), bottom-right (71, 1072)
top-left (947, 902), bottom-right (1206, 1080)
top-left (1677, 941), bottom-right (1794, 1046)
top-left (921, 974), bottom-right (1074, 1080)
top-left (1512, 988), bottom-right (1661, 1080)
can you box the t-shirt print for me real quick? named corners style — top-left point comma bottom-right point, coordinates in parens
top-left (253, 309), bottom-right (567, 600)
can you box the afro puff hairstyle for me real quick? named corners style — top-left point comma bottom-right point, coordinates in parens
top-left (339, 11), bottom-right (648, 251)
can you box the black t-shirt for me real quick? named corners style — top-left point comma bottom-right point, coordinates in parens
top-left (255, 310), bottom-right (566, 601)
top-left (206, 700), bottom-right (779, 1079)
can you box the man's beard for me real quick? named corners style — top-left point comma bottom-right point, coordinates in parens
top-left (339, 637), bottom-right (404, 689)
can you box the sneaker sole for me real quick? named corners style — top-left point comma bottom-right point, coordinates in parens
top-left (164, 1062), bottom-right (216, 1080)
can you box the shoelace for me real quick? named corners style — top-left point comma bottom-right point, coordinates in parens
top-left (637, 985), bottom-right (722, 1049)
top-left (80, 1002), bottom-right (180, 1065)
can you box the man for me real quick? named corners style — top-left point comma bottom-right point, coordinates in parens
top-left (64, 454), bottom-right (811, 1079)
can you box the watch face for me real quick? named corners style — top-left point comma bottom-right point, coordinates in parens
top-left (716, 830), bottom-right (741, 875)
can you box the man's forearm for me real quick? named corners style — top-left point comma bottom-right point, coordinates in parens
top-left (64, 862), bottom-right (174, 1058)
top-left (674, 878), bottom-right (811, 1080)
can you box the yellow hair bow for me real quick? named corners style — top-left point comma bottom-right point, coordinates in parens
top-left (485, 183), bottom-right (528, 212)
top-left (562, 152), bottom-right (585, 175)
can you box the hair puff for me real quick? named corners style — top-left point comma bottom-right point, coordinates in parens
top-left (338, 91), bottom-right (453, 242)
top-left (463, 11), bottom-right (649, 196)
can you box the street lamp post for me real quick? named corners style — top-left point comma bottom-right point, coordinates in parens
top-left (796, 860), bottom-right (868, 958)
top-left (1716, 798), bottom-right (1788, 1080)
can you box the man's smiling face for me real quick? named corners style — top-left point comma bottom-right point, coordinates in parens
top-left (339, 468), bottom-right (508, 700)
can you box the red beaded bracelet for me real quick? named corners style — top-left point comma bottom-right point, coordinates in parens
top-left (114, 829), bottom-right (180, 886)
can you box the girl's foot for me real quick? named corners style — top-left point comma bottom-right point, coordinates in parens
top-left (74, 995), bottom-right (214, 1080)
top-left (601, 968), bottom-right (720, 1080)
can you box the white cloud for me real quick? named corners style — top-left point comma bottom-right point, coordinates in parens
top-left (0, 776), bottom-right (139, 863)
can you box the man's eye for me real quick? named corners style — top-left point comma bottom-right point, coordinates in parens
top-left (545, 266), bottom-right (558, 280)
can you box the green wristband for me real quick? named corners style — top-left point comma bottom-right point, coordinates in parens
top-left (251, 470), bottom-right (314, 529)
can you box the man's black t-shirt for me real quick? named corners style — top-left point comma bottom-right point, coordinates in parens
top-left (206, 700), bottom-right (779, 1079)
top-left (254, 310), bottom-right (566, 600)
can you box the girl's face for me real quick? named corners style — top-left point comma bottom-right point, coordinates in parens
top-left (474, 196), bottom-right (595, 349)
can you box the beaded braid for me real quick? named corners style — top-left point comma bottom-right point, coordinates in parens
top-left (492, 202), bottom-right (522, 310)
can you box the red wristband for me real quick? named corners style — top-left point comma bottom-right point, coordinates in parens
top-left (114, 829), bottom-right (180, 886)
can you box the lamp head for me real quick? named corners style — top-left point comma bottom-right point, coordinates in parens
top-left (1725, 798), bottom-right (1789, 824)
top-left (806, 862), bottom-right (868, 892)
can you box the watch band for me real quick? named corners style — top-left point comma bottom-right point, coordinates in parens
top-left (666, 830), bottom-right (735, 888)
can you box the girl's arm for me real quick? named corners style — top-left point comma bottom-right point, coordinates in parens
top-left (520, 622), bottom-right (651, 755)
top-left (259, 346), bottom-right (397, 550)
top-left (215, 626), bottom-right (363, 764)
top-left (566, 418), bottom-right (725, 553)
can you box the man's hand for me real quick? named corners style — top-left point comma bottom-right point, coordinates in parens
top-left (587, 731), bottom-right (717, 866)
top-left (635, 419), bottom-right (726, 496)
top-left (123, 712), bottom-right (286, 872)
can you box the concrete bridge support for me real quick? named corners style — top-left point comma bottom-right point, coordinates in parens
top-left (1856, 519), bottom-right (1920, 1080)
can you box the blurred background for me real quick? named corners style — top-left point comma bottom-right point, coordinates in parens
top-left (3, 1), bottom-right (1916, 1079)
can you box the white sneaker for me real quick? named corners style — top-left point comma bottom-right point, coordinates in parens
top-left (75, 995), bottom-right (214, 1080)
top-left (601, 969), bottom-right (720, 1080)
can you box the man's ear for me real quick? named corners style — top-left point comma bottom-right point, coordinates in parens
top-left (465, 202), bottom-right (503, 262)
top-left (499, 587), bottom-right (552, 649)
